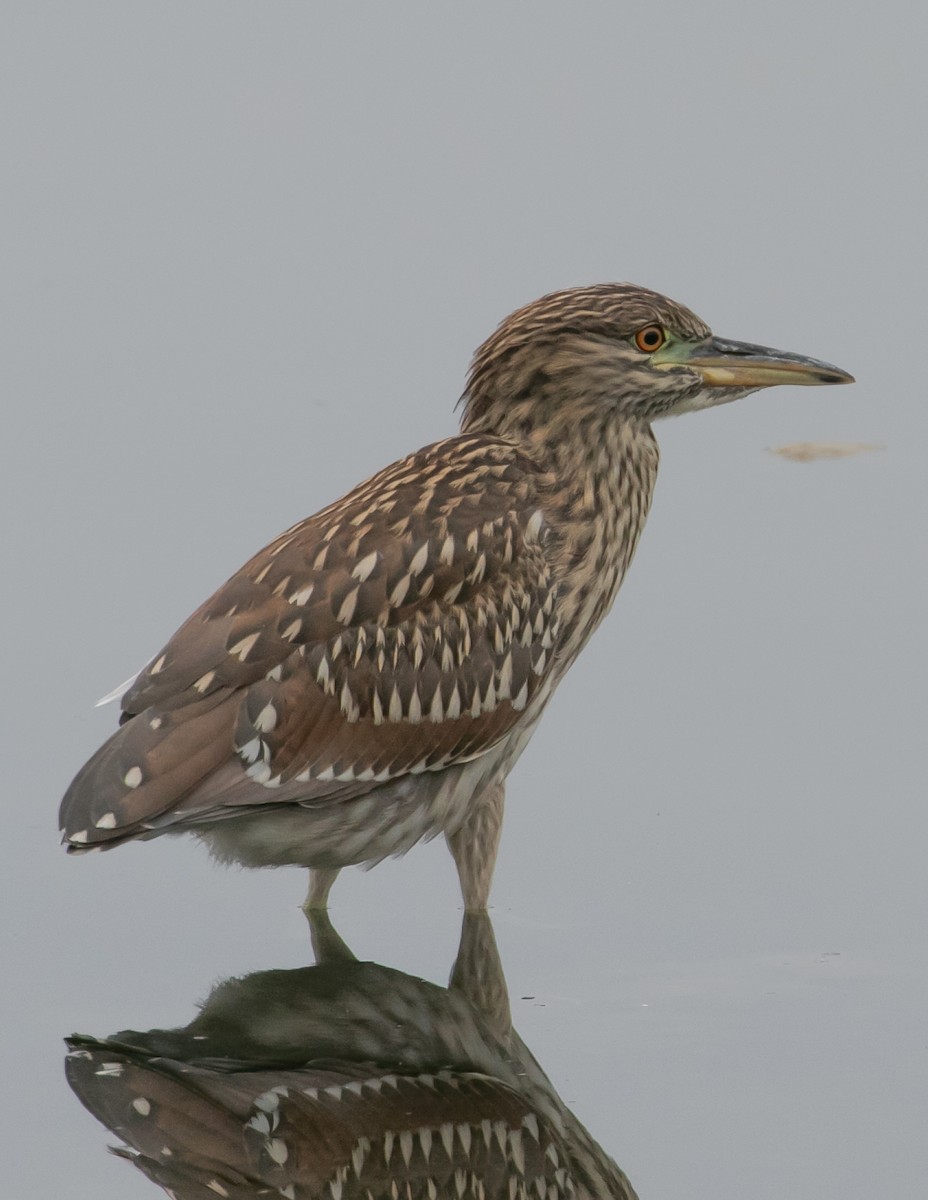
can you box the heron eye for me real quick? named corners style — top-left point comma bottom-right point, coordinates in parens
top-left (634, 325), bottom-right (666, 353)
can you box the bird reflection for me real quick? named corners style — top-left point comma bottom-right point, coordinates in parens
top-left (66, 911), bottom-right (638, 1199)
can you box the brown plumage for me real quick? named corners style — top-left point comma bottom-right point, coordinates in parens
top-left (65, 910), bottom-right (639, 1198)
top-left (60, 283), bottom-right (853, 907)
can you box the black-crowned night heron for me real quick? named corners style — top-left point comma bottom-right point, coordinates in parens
top-left (66, 911), bottom-right (638, 1198)
top-left (59, 284), bottom-right (853, 908)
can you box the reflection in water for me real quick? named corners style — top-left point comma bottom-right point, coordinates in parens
top-left (66, 913), bottom-right (638, 1198)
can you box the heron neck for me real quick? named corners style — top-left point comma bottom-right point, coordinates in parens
top-left (530, 414), bottom-right (660, 664)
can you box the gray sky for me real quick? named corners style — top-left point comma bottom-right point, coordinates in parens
top-left (2, 4), bottom-right (926, 1197)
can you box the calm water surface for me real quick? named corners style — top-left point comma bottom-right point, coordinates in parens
top-left (5, 712), bottom-right (925, 1199)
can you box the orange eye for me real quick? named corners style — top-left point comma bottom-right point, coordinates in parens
top-left (634, 325), bottom-right (666, 353)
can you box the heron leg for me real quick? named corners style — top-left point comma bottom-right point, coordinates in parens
top-left (303, 906), bottom-right (358, 964)
top-left (303, 866), bottom-right (340, 911)
top-left (446, 782), bottom-right (505, 912)
top-left (449, 911), bottom-right (511, 1036)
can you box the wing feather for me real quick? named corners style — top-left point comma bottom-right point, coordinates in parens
top-left (60, 435), bottom-right (561, 846)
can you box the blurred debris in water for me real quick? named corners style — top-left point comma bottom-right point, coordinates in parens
top-left (768, 442), bottom-right (884, 463)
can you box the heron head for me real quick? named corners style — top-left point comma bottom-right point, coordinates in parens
top-left (461, 283), bottom-right (853, 434)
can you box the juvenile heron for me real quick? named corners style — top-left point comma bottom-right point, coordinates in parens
top-left (59, 284), bottom-right (853, 908)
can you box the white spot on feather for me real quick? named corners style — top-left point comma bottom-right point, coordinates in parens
top-left (248, 1112), bottom-right (272, 1135)
top-left (508, 1129), bottom-right (525, 1174)
top-left (497, 653), bottom-right (513, 699)
top-left (239, 737), bottom-right (262, 763)
top-left (229, 632), bottom-right (260, 661)
top-left (289, 583), bottom-right (314, 606)
top-left (254, 703), bottom-right (277, 733)
top-left (340, 682), bottom-right (360, 722)
top-left (124, 766), bottom-right (143, 789)
top-left (389, 574), bottom-right (411, 607)
top-left (266, 1137), bottom-right (289, 1165)
top-left (95, 812), bottom-right (117, 829)
top-left (337, 587), bottom-right (360, 625)
top-left (468, 552), bottom-right (487, 585)
top-left (132, 1097), bottom-right (151, 1116)
top-left (525, 507), bottom-right (545, 542)
top-left (193, 670), bottom-right (215, 693)
top-left (352, 550), bottom-right (379, 581)
top-left (409, 542), bottom-right (429, 576)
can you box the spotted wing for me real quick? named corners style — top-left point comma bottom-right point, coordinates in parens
top-left (59, 435), bottom-right (561, 846)
top-left (66, 1042), bottom-right (574, 1199)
